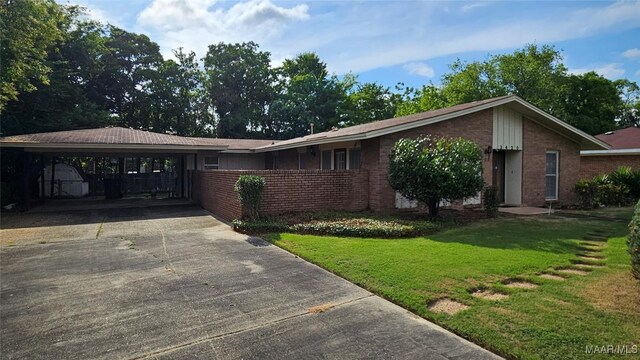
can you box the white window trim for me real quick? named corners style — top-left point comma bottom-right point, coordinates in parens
top-left (203, 156), bottom-right (219, 170)
top-left (321, 148), bottom-right (361, 170)
top-left (545, 151), bottom-right (559, 201)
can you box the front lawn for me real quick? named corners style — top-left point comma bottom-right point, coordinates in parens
top-left (266, 210), bottom-right (639, 360)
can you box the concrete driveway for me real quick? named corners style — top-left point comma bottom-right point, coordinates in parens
top-left (0, 205), bottom-right (499, 359)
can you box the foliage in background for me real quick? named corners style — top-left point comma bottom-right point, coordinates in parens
top-left (234, 175), bottom-right (265, 220)
top-left (396, 44), bottom-right (640, 135)
top-left (629, 200), bottom-right (640, 280)
top-left (575, 167), bottom-right (640, 209)
top-left (2, 3), bottom-right (639, 140)
top-left (388, 136), bottom-right (484, 217)
top-left (483, 185), bottom-right (499, 218)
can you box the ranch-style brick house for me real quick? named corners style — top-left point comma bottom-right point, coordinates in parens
top-left (580, 127), bottom-right (640, 179)
top-left (1, 95), bottom-right (609, 220)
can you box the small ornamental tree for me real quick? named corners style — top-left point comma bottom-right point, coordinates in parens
top-left (388, 136), bottom-right (484, 218)
top-left (234, 175), bottom-right (265, 220)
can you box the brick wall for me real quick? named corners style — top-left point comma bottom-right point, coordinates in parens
top-left (370, 109), bottom-right (495, 211)
top-left (522, 118), bottom-right (581, 206)
top-left (580, 155), bottom-right (640, 178)
top-left (194, 170), bottom-right (369, 221)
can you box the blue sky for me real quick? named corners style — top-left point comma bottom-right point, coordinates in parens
top-left (65, 0), bottom-right (640, 89)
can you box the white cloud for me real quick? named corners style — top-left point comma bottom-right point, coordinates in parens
top-left (403, 62), bottom-right (435, 77)
top-left (137, 0), bottom-right (309, 59)
top-left (461, 2), bottom-right (490, 12)
top-left (623, 48), bottom-right (640, 58)
top-left (570, 63), bottom-right (626, 79)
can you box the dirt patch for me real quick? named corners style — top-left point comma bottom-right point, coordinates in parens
top-left (471, 289), bottom-right (509, 300)
top-left (308, 303), bottom-right (336, 314)
top-left (538, 273), bottom-right (566, 281)
top-left (427, 298), bottom-right (469, 315)
top-left (557, 268), bottom-right (590, 276)
top-left (582, 271), bottom-right (640, 315)
top-left (503, 279), bottom-right (539, 289)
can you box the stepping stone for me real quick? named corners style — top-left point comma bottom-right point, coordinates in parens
top-left (471, 289), bottom-right (509, 300)
top-left (557, 268), bottom-right (590, 276)
top-left (539, 273), bottom-right (566, 281)
top-left (579, 241), bottom-right (605, 247)
top-left (427, 298), bottom-right (469, 315)
top-left (578, 255), bottom-right (605, 261)
top-left (574, 262), bottom-right (605, 268)
top-left (503, 279), bottom-right (538, 289)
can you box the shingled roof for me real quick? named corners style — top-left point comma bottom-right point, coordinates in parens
top-left (595, 127), bottom-right (640, 149)
top-left (255, 95), bottom-right (608, 151)
top-left (0, 127), bottom-right (277, 151)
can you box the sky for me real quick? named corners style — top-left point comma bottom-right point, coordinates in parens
top-left (62, 0), bottom-right (640, 89)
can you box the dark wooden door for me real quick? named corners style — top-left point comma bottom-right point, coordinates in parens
top-left (492, 151), bottom-right (505, 204)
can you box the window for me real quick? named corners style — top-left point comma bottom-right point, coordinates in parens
top-left (204, 156), bottom-right (219, 170)
top-left (334, 149), bottom-right (347, 170)
top-left (545, 151), bottom-right (558, 200)
top-left (321, 150), bottom-right (332, 170)
top-left (395, 192), bottom-right (417, 209)
top-left (348, 149), bottom-right (361, 169)
top-left (298, 152), bottom-right (306, 170)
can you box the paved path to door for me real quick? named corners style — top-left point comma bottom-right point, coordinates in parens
top-left (0, 205), bottom-right (500, 359)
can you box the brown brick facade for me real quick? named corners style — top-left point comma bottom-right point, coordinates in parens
top-left (194, 170), bottom-right (369, 221)
top-left (368, 109), bottom-right (495, 211)
top-left (521, 119), bottom-right (580, 206)
top-left (194, 109), bottom-right (585, 218)
top-left (580, 155), bottom-right (640, 178)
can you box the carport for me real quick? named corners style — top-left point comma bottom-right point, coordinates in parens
top-left (0, 127), bottom-right (229, 210)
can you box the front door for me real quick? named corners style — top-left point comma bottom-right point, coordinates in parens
top-left (492, 151), bottom-right (505, 204)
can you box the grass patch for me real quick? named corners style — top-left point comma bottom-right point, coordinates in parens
top-left (265, 209), bottom-right (638, 359)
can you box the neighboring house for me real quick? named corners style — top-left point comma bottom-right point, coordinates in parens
top-left (1, 95), bottom-right (607, 218)
top-left (580, 127), bottom-right (640, 178)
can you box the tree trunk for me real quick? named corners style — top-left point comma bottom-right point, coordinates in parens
top-left (427, 198), bottom-right (439, 218)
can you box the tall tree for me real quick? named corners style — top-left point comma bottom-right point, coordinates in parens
top-left (617, 79), bottom-right (640, 128)
top-left (150, 49), bottom-right (212, 136)
top-left (203, 42), bottom-right (273, 138)
top-left (1, 8), bottom-right (112, 135)
top-left (96, 26), bottom-right (163, 129)
top-left (341, 82), bottom-right (400, 126)
top-left (0, 0), bottom-right (67, 112)
top-left (269, 52), bottom-right (346, 139)
top-left (561, 72), bottom-right (622, 135)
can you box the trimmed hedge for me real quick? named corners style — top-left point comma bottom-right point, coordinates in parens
top-left (234, 175), bottom-right (265, 219)
top-left (232, 214), bottom-right (441, 238)
top-left (628, 200), bottom-right (640, 280)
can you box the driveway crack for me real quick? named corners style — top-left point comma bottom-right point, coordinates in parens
top-left (129, 294), bottom-right (374, 359)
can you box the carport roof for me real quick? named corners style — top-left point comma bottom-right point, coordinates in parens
top-left (0, 127), bottom-right (277, 152)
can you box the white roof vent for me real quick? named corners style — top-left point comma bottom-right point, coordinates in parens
top-left (604, 131), bottom-right (614, 135)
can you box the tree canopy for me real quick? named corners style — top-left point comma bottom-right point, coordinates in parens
top-left (1, 1), bottom-right (638, 139)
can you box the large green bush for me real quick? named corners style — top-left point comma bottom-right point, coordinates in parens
top-left (234, 175), bottom-right (265, 220)
top-left (610, 166), bottom-right (640, 200)
top-left (388, 136), bottom-right (483, 217)
top-left (628, 200), bottom-right (640, 280)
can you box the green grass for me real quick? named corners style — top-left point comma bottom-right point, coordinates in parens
top-left (266, 211), bottom-right (639, 360)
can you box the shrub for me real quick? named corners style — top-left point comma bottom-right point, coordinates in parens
top-left (232, 219), bottom-right (288, 235)
top-left (234, 175), bottom-right (265, 220)
top-left (231, 212), bottom-right (442, 238)
top-left (610, 166), bottom-right (640, 200)
top-left (574, 172), bottom-right (632, 209)
top-left (628, 200), bottom-right (640, 280)
top-left (483, 185), bottom-right (499, 218)
top-left (388, 136), bottom-right (483, 217)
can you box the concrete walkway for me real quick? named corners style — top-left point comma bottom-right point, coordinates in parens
top-left (0, 205), bottom-right (501, 359)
